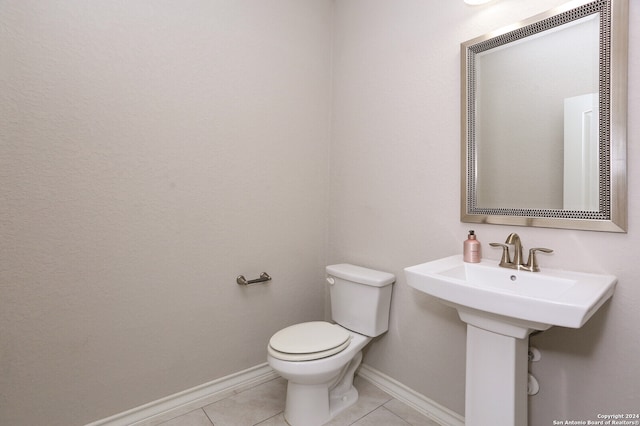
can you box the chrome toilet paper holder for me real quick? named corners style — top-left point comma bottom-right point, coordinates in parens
top-left (236, 272), bottom-right (272, 286)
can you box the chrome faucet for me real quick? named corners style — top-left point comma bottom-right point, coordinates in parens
top-left (489, 233), bottom-right (553, 272)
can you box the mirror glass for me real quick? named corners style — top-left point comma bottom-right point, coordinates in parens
top-left (461, 0), bottom-right (628, 232)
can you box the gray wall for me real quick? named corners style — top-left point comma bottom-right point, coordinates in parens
top-left (2, 1), bottom-right (639, 425)
top-left (0, 1), bottom-right (332, 425)
top-left (330, 0), bottom-right (640, 424)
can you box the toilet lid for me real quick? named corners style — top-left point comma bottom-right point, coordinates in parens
top-left (269, 321), bottom-right (351, 361)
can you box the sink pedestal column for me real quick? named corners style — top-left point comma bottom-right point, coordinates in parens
top-left (465, 324), bottom-right (529, 426)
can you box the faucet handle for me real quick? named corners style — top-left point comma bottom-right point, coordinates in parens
top-left (490, 243), bottom-right (512, 267)
top-left (526, 247), bottom-right (553, 272)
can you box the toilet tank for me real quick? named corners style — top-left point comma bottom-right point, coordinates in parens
top-left (326, 264), bottom-right (395, 337)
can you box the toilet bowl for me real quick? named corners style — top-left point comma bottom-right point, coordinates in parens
top-left (267, 264), bottom-right (395, 426)
top-left (268, 322), bottom-right (371, 426)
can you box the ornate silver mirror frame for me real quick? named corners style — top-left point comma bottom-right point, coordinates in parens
top-left (461, 0), bottom-right (628, 232)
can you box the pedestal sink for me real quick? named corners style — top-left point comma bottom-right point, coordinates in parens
top-left (405, 255), bottom-right (616, 426)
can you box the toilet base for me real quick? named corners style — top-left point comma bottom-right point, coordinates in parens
top-left (284, 351), bottom-right (363, 426)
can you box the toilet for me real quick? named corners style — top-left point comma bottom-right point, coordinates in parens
top-left (267, 264), bottom-right (395, 426)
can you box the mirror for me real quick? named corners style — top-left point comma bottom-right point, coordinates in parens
top-left (461, 0), bottom-right (628, 232)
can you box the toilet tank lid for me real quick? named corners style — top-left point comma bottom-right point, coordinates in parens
top-left (326, 264), bottom-right (395, 287)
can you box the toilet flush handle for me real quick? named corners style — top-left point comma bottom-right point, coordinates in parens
top-left (326, 277), bottom-right (335, 285)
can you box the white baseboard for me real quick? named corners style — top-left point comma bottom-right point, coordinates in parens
top-left (84, 363), bottom-right (279, 426)
top-left (85, 362), bottom-right (463, 426)
top-left (357, 364), bottom-right (465, 426)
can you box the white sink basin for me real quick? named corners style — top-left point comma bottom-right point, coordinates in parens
top-left (405, 255), bottom-right (616, 336)
top-left (406, 254), bottom-right (617, 425)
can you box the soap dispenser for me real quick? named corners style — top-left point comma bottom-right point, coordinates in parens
top-left (463, 230), bottom-right (481, 263)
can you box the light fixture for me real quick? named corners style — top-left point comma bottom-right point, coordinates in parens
top-left (464, 0), bottom-right (493, 5)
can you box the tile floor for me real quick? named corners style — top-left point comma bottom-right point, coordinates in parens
top-left (155, 376), bottom-right (441, 426)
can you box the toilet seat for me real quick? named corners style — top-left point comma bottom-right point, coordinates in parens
top-left (268, 321), bottom-right (352, 361)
